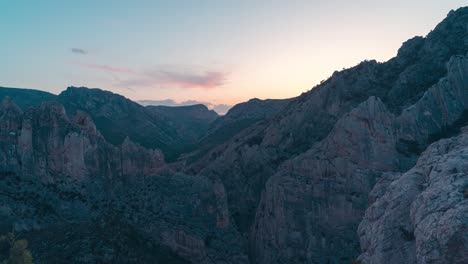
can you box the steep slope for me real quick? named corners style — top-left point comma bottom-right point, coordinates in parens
top-left (183, 98), bottom-right (292, 163)
top-left (57, 87), bottom-right (182, 160)
top-left (146, 104), bottom-right (218, 144)
top-left (384, 8), bottom-right (468, 111)
top-left (187, 7), bottom-right (468, 262)
top-left (0, 97), bottom-right (248, 263)
top-left (0, 86), bottom-right (220, 161)
top-left (0, 97), bottom-right (165, 180)
top-left (252, 96), bottom-right (398, 263)
top-left (207, 98), bottom-right (292, 138)
top-left (58, 87), bottom-right (233, 161)
top-left (203, 98), bottom-right (292, 148)
top-left (251, 53), bottom-right (468, 264)
top-left (0, 7), bottom-right (466, 264)
top-left (358, 126), bottom-right (468, 264)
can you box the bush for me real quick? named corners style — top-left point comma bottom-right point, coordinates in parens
top-left (0, 233), bottom-right (33, 264)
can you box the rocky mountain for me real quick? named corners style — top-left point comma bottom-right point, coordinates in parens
top-left (0, 97), bottom-right (248, 263)
top-left (251, 55), bottom-right (468, 264)
top-left (358, 126), bottom-right (468, 264)
top-left (182, 98), bottom-right (292, 163)
top-left (0, 7), bottom-right (467, 264)
top-left (57, 87), bottom-right (193, 161)
top-left (206, 98), bottom-right (292, 140)
top-left (138, 100), bottom-right (232, 115)
top-left (0, 87), bottom-right (56, 110)
top-left (186, 7), bottom-right (468, 263)
top-left (0, 87), bottom-right (222, 161)
top-left (146, 104), bottom-right (218, 145)
top-left (0, 87), bottom-right (292, 164)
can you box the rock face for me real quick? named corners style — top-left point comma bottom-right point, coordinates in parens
top-left (205, 98), bottom-right (292, 142)
top-left (358, 127), bottom-right (468, 264)
top-left (146, 104), bottom-right (218, 123)
top-left (0, 87), bottom-right (221, 161)
top-left (187, 7), bottom-right (468, 263)
top-left (0, 7), bottom-right (467, 264)
top-left (57, 87), bottom-right (186, 160)
top-left (182, 98), bottom-right (292, 164)
top-left (0, 98), bottom-right (248, 263)
top-left (251, 96), bottom-right (398, 263)
top-left (146, 104), bottom-right (219, 145)
top-left (0, 98), bottom-right (165, 181)
top-left (250, 54), bottom-right (468, 263)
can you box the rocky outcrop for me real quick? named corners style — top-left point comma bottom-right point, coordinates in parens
top-left (0, 7), bottom-right (466, 264)
top-left (146, 104), bottom-right (218, 123)
top-left (0, 98), bottom-right (165, 182)
top-left (189, 8), bottom-right (468, 243)
top-left (206, 98), bottom-right (292, 139)
top-left (181, 98), bottom-right (292, 165)
top-left (385, 7), bottom-right (468, 111)
top-left (352, 55), bottom-right (468, 264)
top-left (57, 87), bottom-right (183, 159)
top-left (251, 97), bottom-right (398, 263)
top-left (146, 104), bottom-right (218, 144)
top-left (358, 127), bottom-right (468, 264)
top-left (0, 99), bottom-right (248, 263)
top-left (187, 8), bottom-right (468, 263)
top-left (250, 54), bottom-right (468, 263)
top-left (0, 86), bottom-right (220, 161)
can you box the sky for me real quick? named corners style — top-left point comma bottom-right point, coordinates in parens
top-left (1, 0), bottom-right (466, 111)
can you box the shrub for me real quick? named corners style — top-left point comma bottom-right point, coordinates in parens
top-left (0, 233), bottom-right (33, 264)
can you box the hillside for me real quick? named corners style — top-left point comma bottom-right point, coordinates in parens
top-left (0, 7), bottom-right (467, 264)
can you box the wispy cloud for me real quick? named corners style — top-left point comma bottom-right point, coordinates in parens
top-left (156, 70), bottom-right (227, 89)
top-left (74, 62), bottom-right (138, 74)
top-left (117, 68), bottom-right (228, 90)
top-left (71, 48), bottom-right (87, 55)
top-left (72, 61), bottom-right (228, 90)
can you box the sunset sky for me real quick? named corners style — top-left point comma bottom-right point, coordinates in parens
top-left (1, 0), bottom-right (466, 110)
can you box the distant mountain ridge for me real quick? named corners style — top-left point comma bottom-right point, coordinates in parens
top-left (180, 97), bottom-right (293, 164)
top-left (58, 86), bottom-right (198, 161)
top-left (139, 99), bottom-right (232, 115)
top-left (0, 96), bottom-right (247, 263)
top-left (0, 86), bottom-right (291, 161)
top-left (0, 6), bottom-right (467, 264)
top-left (146, 104), bottom-right (218, 147)
top-left (0, 87), bottom-right (56, 109)
top-left (0, 86), bottom-right (225, 161)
